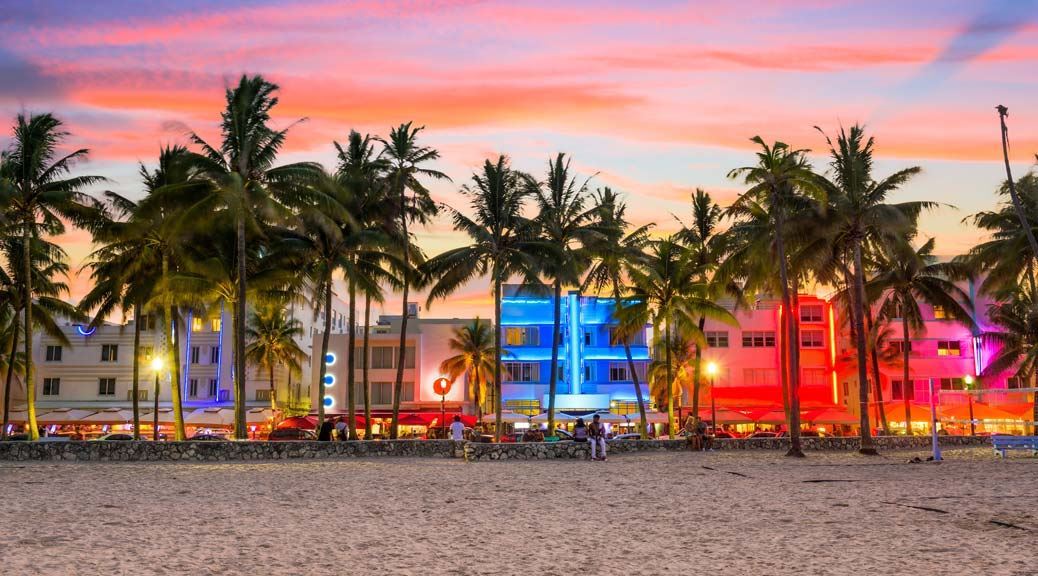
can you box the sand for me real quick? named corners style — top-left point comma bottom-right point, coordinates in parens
top-left (1, 448), bottom-right (1036, 575)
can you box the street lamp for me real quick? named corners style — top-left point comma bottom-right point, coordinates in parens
top-left (706, 361), bottom-right (719, 435)
top-left (432, 377), bottom-right (452, 438)
top-left (151, 356), bottom-right (164, 441)
top-left (964, 374), bottom-right (976, 436)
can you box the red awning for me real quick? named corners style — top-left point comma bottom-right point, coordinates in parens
top-left (277, 415), bottom-right (317, 430)
top-left (428, 413), bottom-right (478, 428)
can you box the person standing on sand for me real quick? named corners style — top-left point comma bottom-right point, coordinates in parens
top-left (450, 416), bottom-right (465, 441)
top-left (589, 414), bottom-right (607, 461)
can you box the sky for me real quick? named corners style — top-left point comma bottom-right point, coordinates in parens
top-left (1, 0), bottom-right (1037, 320)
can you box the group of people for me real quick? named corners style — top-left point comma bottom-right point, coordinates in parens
top-left (572, 414), bottom-right (608, 461)
top-left (684, 415), bottom-right (713, 451)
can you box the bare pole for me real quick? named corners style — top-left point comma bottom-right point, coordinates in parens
top-left (997, 105), bottom-right (1038, 260)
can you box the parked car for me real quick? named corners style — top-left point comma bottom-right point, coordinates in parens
top-left (94, 433), bottom-right (134, 441)
top-left (5, 433), bottom-right (30, 441)
top-left (712, 431), bottom-right (739, 439)
top-left (747, 431), bottom-right (779, 439)
top-left (188, 434), bottom-right (230, 442)
top-left (267, 428), bottom-right (316, 441)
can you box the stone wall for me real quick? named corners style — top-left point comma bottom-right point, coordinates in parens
top-left (0, 435), bottom-right (992, 463)
top-left (0, 439), bottom-right (461, 462)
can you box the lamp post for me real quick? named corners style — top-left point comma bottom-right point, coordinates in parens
top-left (928, 377), bottom-right (941, 461)
top-left (964, 374), bottom-right (976, 436)
top-left (151, 356), bottom-right (163, 441)
top-left (432, 377), bottom-right (452, 438)
top-left (706, 361), bottom-right (719, 435)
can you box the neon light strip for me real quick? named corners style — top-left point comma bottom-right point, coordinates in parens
top-left (568, 293), bottom-right (581, 394)
top-left (828, 305), bottom-right (838, 404)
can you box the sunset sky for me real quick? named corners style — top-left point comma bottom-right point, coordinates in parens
top-left (2, 0), bottom-right (1037, 319)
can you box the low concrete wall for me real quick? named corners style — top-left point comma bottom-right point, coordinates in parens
top-left (0, 435), bottom-right (991, 462)
top-left (0, 439), bottom-right (461, 462)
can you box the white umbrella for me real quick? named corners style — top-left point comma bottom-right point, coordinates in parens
top-left (139, 408), bottom-right (177, 424)
top-left (589, 411), bottom-right (629, 424)
top-left (481, 411), bottom-right (530, 424)
top-left (185, 408), bottom-right (235, 427)
top-left (531, 411), bottom-right (576, 424)
top-left (80, 409), bottom-right (134, 423)
top-left (246, 408), bottom-right (274, 424)
top-left (37, 409), bottom-right (96, 424)
top-left (638, 411), bottom-right (669, 424)
top-left (4, 409), bottom-right (30, 423)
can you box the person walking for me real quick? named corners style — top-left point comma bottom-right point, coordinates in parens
top-left (449, 416), bottom-right (466, 441)
top-left (589, 414), bottom-right (607, 461)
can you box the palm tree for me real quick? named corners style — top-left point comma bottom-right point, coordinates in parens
top-left (647, 330), bottom-right (696, 419)
top-left (814, 124), bottom-right (926, 453)
top-left (868, 238), bottom-right (975, 434)
top-left (995, 105), bottom-right (1038, 263)
top-left (335, 131), bottom-right (394, 440)
top-left (424, 156), bottom-right (540, 441)
top-left (532, 153), bottom-right (599, 435)
top-left (181, 75), bottom-right (323, 439)
top-left (617, 237), bottom-right (736, 435)
top-left (676, 189), bottom-right (731, 420)
top-left (983, 285), bottom-right (1038, 428)
top-left (439, 318), bottom-right (500, 424)
top-left (727, 137), bottom-right (822, 457)
top-left (378, 122), bottom-right (448, 439)
top-left (1, 113), bottom-right (104, 440)
top-left (582, 188), bottom-right (652, 437)
top-left (245, 304), bottom-right (308, 418)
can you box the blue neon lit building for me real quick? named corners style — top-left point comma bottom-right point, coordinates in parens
top-left (499, 285), bottom-right (650, 413)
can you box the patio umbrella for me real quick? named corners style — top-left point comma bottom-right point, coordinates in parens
top-left (531, 411), bottom-right (576, 424)
top-left (699, 408), bottom-right (755, 424)
top-left (990, 402), bottom-right (1035, 418)
top-left (638, 411), bottom-right (669, 424)
top-left (246, 408), bottom-right (274, 424)
top-left (80, 409), bottom-right (134, 424)
top-left (278, 415), bottom-right (317, 430)
top-left (872, 402), bottom-right (931, 423)
top-left (37, 409), bottom-right (96, 424)
top-left (138, 408), bottom-right (178, 424)
top-left (939, 403), bottom-right (1019, 422)
top-left (429, 413), bottom-right (476, 427)
top-left (184, 408), bottom-right (235, 427)
top-left (749, 409), bottom-right (788, 424)
top-left (803, 408), bottom-right (858, 425)
top-left (4, 409), bottom-right (30, 423)
top-left (481, 411), bottom-right (530, 424)
top-left (589, 411), bottom-right (629, 424)
top-left (397, 413), bottom-right (430, 426)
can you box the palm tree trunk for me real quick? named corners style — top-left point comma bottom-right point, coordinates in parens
top-left (851, 241), bottom-right (876, 454)
top-left (2, 314), bottom-right (20, 440)
top-left (494, 276), bottom-right (503, 442)
top-left (773, 207), bottom-right (802, 457)
top-left (613, 278), bottom-right (648, 439)
top-left (665, 318), bottom-right (676, 436)
top-left (901, 294), bottom-right (913, 436)
top-left (269, 364), bottom-right (276, 415)
top-left (346, 275), bottom-right (357, 440)
top-left (234, 215), bottom-right (248, 440)
top-left (391, 182), bottom-right (410, 440)
top-left (788, 288), bottom-right (804, 457)
top-left (864, 306), bottom-right (888, 434)
top-left (997, 106), bottom-right (1038, 261)
top-left (132, 302), bottom-right (141, 440)
top-left (779, 304), bottom-right (790, 423)
top-left (691, 316), bottom-right (706, 420)
top-left (362, 293), bottom-right (372, 439)
top-left (547, 280), bottom-right (562, 435)
top-left (163, 254), bottom-right (186, 441)
top-left (22, 225), bottom-right (38, 441)
top-left (472, 363), bottom-right (483, 424)
top-left (317, 277), bottom-right (333, 428)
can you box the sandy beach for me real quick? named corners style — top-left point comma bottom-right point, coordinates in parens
top-left (1, 448), bottom-right (1036, 575)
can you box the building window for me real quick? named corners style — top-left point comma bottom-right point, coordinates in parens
top-left (127, 389), bottom-right (148, 401)
top-left (404, 346), bottom-right (416, 369)
top-left (609, 362), bottom-right (629, 382)
top-left (504, 362), bottom-right (539, 382)
top-left (889, 340), bottom-right (911, 355)
top-left (191, 317), bottom-right (203, 332)
top-left (139, 314), bottom-right (155, 331)
top-left (505, 327), bottom-right (539, 346)
top-left (208, 378), bottom-right (218, 397)
top-left (256, 389), bottom-right (273, 401)
top-left (98, 378), bottom-right (116, 396)
top-left (371, 382), bottom-right (413, 404)
top-left (211, 318), bottom-right (222, 332)
top-left (189, 378), bottom-right (199, 397)
top-left (892, 379), bottom-right (916, 400)
top-left (802, 368), bottom-right (826, 388)
top-left (939, 378), bottom-right (965, 391)
top-left (742, 331), bottom-right (776, 348)
top-left (583, 331), bottom-right (592, 346)
top-left (1007, 376), bottom-right (1026, 389)
top-left (504, 399), bottom-right (540, 416)
top-left (45, 345), bottom-right (62, 362)
top-left (937, 341), bottom-right (961, 357)
top-left (801, 330), bottom-right (825, 348)
top-left (706, 331), bottom-right (729, 348)
top-left (42, 378), bottom-right (60, 396)
top-left (743, 368), bottom-right (777, 386)
top-left (932, 305), bottom-right (948, 320)
top-left (101, 344), bottom-right (119, 362)
top-left (372, 346), bottom-right (395, 369)
top-left (209, 346), bottom-right (220, 364)
top-left (584, 364), bottom-right (592, 382)
top-left (140, 346), bottom-right (154, 361)
top-left (609, 326), bottom-right (644, 346)
top-left (800, 305), bottom-right (823, 323)
top-left (190, 346), bottom-right (200, 364)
